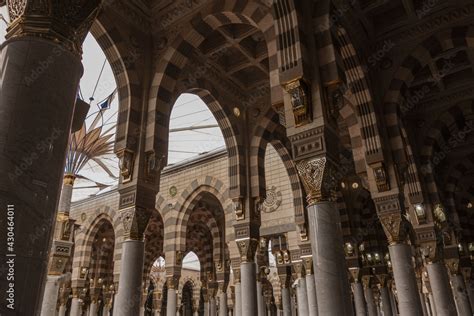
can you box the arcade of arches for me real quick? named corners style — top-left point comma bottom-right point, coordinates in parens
top-left (1, 1), bottom-right (474, 316)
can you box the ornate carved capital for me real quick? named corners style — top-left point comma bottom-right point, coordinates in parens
top-left (118, 149), bottom-right (135, 183)
top-left (5, 0), bottom-right (102, 55)
top-left (374, 195), bottom-right (407, 244)
top-left (120, 207), bottom-right (151, 241)
top-left (232, 197), bottom-right (245, 221)
top-left (296, 157), bottom-right (336, 205)
top-left (293, 261), bottom-right (305, 278)
top-left (302, 257), bottom-right (313, 275)
top-left (236, 238), bottom-right (259, 263)
top-left (145, 151), bottom-right (164, 184)
top-left (166, 276), bottom-right (179, 290)
top-left (63, 174), bottom-right (76, 186)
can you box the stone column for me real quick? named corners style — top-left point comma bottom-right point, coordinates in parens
top-left (303, 258), bottom-right (318, 316)
top-left (58, 304), bottom-right (67, 316)
top-left (446, 266), bottom-right (472, 316)
top-left (219, 290), bottom-right (228, 316)
top-left (295, 277), bottom-right (309, 316)
top-left (166, 277), bottom-right (179, 316)
top-left (257, 280), bottom-right (265, 316)
top-left (103, 305), bottom-right (111, 316)
top-left (364, 286), bottom-right (377, 316)
top-left (427, 292), bottom-right (437, 316)
top-left (281, 287), bottom-right (291, 316)
top-left (297, 157), bottom-right (353, 316)
top-left (113, 240), bottom-right (145, 315)
top-left (0, 2), bottom-right (101, 314)
top-left (40, 275), bottom-right (61, 316)
top-left (89, 301), bottom-right (98, 316)
top-left (211, 296), bottom-right (218, 316)
top-left (379, 286), bottom-right (393, 316)
top-left (70, 289), bottom-right (82, 316)
top-left (352, 282), bottom-right (366, 316)
top-left (235, 282), bottom-right (242, 316)
top-left (236, 239), bottom-right (259, 315)
top-left (419, 292), bottom-right (429, 316)
top-left (113, 208), bottom-right (151, 316)
top-left (425, 262), bottom-right (456, 315)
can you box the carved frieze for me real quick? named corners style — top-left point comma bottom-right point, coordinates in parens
top-left (262, 186), bottom-right (282, 213)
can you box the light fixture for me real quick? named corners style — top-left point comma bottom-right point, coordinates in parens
top-left (344, 242), bottom-right (354, 256)
top-left (468, 243), bottom-right (474, 252)
top-left (80, 267), bottom-right (89, 279)
top-left (384, 252), bottom-right (390, 261)
top-left (414, 203), bottom-right (426, 220)
top-left (468, 202), bottom-right (473, 209)
top-left (233, 107), bottom-right (241, 117)
top-left (352, 182), bottom-right (359, 189)
top-left (366, 253), bottom-right (373, 264)
top-left (374, 253), bottom-right (381, 263)
top-left (341, 182), bottom-right (346, 189)
top-left (458, 243), bottom-right (464, 254)
top-left (433, 204), bottom-right (446, 222)
top-left (359, 243), bottom-right (365, 253)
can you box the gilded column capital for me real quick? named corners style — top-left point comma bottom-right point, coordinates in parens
top-left (302, 257), bottom-right (313, 275)
top-left (296, 157), bottom-right (336, 205)
top-left (166, 276), bottom-right (180, 290)
top-left (445, 258), bottom-right (460, 275)
top-left (374, 195), bottom-right (407, 244)
top-left (5, 0), bottom-right (103, 55)
top-left (119, 207), bottom-right (152, 241)
top-left (236, 238), bottom-right (259, 263)
top-left (293, 261), bottom-right (305, 278)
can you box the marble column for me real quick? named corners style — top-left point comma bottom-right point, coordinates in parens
top-left (58, 304), bottom-right (67, 316)
top-left (204, 300), bottom-right (210, 316)
top-left (379, 286), bottom-right (393, 316)
top-left (89, 301), bottom-right (98, 316)
top-left (450, 273), bottom-right (472, 316)
top-left (389, 286), bottom-right (398, 316)
top-left (467, 279), bottom-right (474, 311)
top-left (306, 202), bottom-right (353, 315)
top-left (0, 3), bottom-right (100, 314)
top-left (295, 278), bottom-right (309, 316)
top-left (241, 261), bottom-right (258, 315)
top-left (219, 291), bottom-right (228, 316)
top-left (257, 281), bottom-right (265, 316)
top-left (113, 240), bottom-right (145, 315)
top-left (426, 262), bottom-right (456, 315)
top-left (167, 284), bottom-right (178, 316)
top-left (428, 293), bottom-right (437, 316)
top-left (281, 287), bottom-right (291, 316)
top-left (235, 282), bottom-right (242, 316)
top-left (305, 273), bottom-right (318, 316)
top-left (388, 243), bottom-right (423, 315)
top-left (210, 296), bottom-right (217, 316)
top-left (40, 276), bottom-right (61, 316)
top-left (364, 287), bottom-right (377, 316)
top-left (419, 292), bottom-right (429, 316)
top-left (352, 282), bottom-right (366, 316)
top-left (103, 305), bottom-right (111, 316)
top-left (70, 297), bottom-right (82, 316)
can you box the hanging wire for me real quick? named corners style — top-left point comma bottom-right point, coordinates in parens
top-left (89, 58), bottom-right (107, 105)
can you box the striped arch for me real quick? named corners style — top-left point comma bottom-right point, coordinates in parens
top-left (336, 26), bottom-right (384, 163)
top-left (249, 108), bottom-right (305, 227)
top-left (178, 277), bottom-right (202, 306)
top-left (419, 101), bottom-right (474, 203)
top-left (71, 210), bottom-right (120, 286)
top-left (444, 154), bottom-right (474, 227)
top-left (164, 177), bottom-right (230, 264)
top-left (384, 26), bottom-right (474, 164)
top-left (146, 5), bottom-right (278, 192)
top-left (400, 123), bottom-right (424, 203)
top-left (91, 14), bottom-right (141, 152)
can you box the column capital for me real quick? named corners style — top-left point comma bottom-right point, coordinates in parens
top-left (119, 207), bottom-right (152, 241)
top-left (374, 194), bottom-right (408, 244)
top-left (236, 238), bottom-right (259, 263)
top-left (296, 156), bottom-right (337, 205)
top-left (293, 261), bottom-right (306, 278)
top-left (302, 257), bottom-right (313, 275)
top-left (166, 275), bottom-right (180, 290)
top-left (5, 0), bottom-right (102, 55)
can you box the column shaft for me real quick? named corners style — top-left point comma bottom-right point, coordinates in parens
top-left (210, 297), bottom-right (217, 316)
top-left (70, 298), bottom-right (82, 316)
top-left (428, 293), bottom-right (437, 316)
top-left (307, 202), bottom-right (353, 315)
top-left (352, 282), bottom-right (366, 316)
top-left (166, 288), bottom-right (177, 316)
top-left (235, 283), bottom-right (242, 316)
top-left (40, 276), bottom-right (61, 315)
top-left (257, 281), bottom-right (265, 316)
top-left (388, 243), bottom-right (423, 315)
top-left (113, 240), bottom-right (145, 316)
top-left (58, 304), bottom-right (66, 316)
top-left (426, 262), bottom-right (456, 315)
top-left (281, 287), bottom-right (291, 316)
top-left (295, 278), bottom-right (309, 316)
top-left (450, 274), bottom-right (472, 316)
top-left (305, 274), bottom-right (318, 316)
top-left (380, 287), bottom-right (393, 316)
top-left (241, 262), bottom-right (258, 315)
top-left (365, 287), bottom-right (377, 316)
top-left (219, 292), bottom-right (228, 316)
top-left (89, 302), bottom-right (98, 316)
top-left (0, 37), bottom-right (83, 316)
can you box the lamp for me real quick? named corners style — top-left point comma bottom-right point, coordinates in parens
top-left (414, 203), bottom-right (426, 220)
